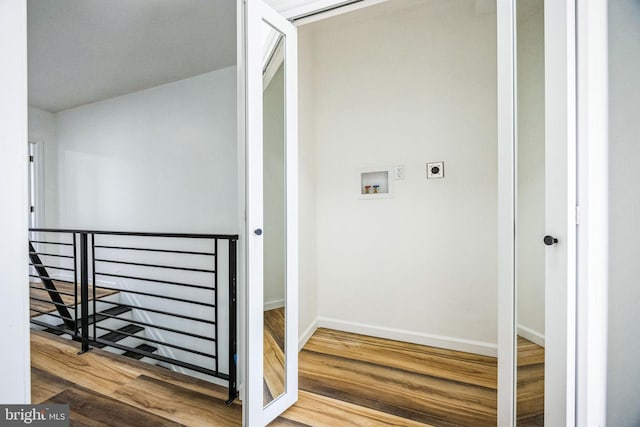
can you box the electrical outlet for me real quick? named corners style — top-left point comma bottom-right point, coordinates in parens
top-left (394, 165), bottom-right (405, 180)
top-left (427, 162), bottom-right (444, 179)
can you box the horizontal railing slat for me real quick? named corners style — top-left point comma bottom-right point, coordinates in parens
top-left (28, 227), bottom-right (236, 400)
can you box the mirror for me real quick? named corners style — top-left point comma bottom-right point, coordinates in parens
top-left (262, 22), bottom-right (287, 407)
top-left (515, 0), bottom-right (545, 425)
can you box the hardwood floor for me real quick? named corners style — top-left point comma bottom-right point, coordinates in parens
top-left (33, 325), bottom-right (544, 426)
top-left (31, 330), bottom-right (241, 426)
top-left (275, 329), bottom-right (497, 427)
top-left (516, 336), bottom-right (545, 426)
top-left (264, 308), bottom-right (286, 404)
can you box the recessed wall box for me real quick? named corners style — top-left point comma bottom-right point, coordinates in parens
top-left (359, 167), bottom-right (394, 199)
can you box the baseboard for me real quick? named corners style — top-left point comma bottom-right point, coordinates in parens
top-left (317, 317), bottom-right (498, 357)
top-left (298, 318), bottom-right (318, 351)
top-left (517, 324), bottom-right (545, 347)
top-left (264, 299), bottom-right (285, 311)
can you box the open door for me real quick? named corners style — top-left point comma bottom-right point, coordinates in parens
top-left (245, 0), bottom-right (299, 425)
top-left (500, 0), bottom-right (576, 425)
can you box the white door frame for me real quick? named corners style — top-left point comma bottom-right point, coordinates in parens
top-left (575, 0), bottom-right (609, 425)
top-left (28, 140), bottom-right (45, 229)
top-left (0, 0), bottom-right (31, 404)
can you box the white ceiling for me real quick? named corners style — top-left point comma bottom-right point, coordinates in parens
top-left (28, 0), bottom-right (236, 112)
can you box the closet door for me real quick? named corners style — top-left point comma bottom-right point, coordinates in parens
top-left (245, 0), bottom-right (298, 425)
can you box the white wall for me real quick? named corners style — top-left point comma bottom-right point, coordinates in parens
top-left (0, 0), bottom-right (30, 403)
top-left (607, 0), bottom-right (640, 424)
top-left (263, 64), bottom-right (286, 309)
top-left (297, 28), bottom-right (319, 346)
top-left (53, 66), bottom-right (238, 233)
top-left (28, 106), bottom-right (58, 227)
top-left (36, 66), bottom-right (239, 383)
top-left (301, 0), bottom-right (498, 354)
top-left (516, 0), bottom-right (545, 345)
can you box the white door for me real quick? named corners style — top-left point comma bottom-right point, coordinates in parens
top-left (499, 0), bottom-right (576, 425)
top-left (245, 0), bottom-right (299, 425)
top-left (542, 1), bottom-right (576, 425)
top-left (28, 142), bottom-right (36, 228)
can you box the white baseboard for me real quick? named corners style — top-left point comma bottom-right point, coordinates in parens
top-left (517, 324), bottom-right (545, 348)
top-left (264, 299), bottom-right (285, 311)
top-left (316, 316), bottom-right (498, 357)
top-left (298, 318), bottom-right (319, 351)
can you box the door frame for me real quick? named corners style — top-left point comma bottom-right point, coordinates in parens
top-left (575, 0), bottom-right (608, 425)
top-left (28, 140), bottom-right (45, 229)
top-left (0, 0), bottom-right (31, 404)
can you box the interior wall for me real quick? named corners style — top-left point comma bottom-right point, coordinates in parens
top-left (297, 28), bottom-right (319, 346)
top-left (28, 106), bottom-right (58, 227)
top-left (300, 0), bottom-right (498, 354)
top-left (297, 27), bottom-right (319, 346)
top-left (516, 0), bottom-right (545, 345)
top-left (263, 64), bottom-right (286, 308)
top-left (52, 66), bottom-right (238, 233)
top-left (607, 0), bottom-right (640, 424)
top-left (0, 0), bottom-right (30, 403)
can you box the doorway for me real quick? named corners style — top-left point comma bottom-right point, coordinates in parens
top-left (277, 0), bottom-right (501, 424)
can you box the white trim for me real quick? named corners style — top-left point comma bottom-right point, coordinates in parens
top-left (236, 0), bottom-right (248, 411)
top-left (317, 317), bottom-right (498, 358)
top-left (264, 299), bottom-right (285, 311)
top-left (28, 140), bottom-right (46, 228)
top-left (497, 0), bottom-right (516, 425)
top-left (298, 318), bottom-right (318, 351)
top-left (0, 0), bottom-right (30, 404)
top-left (517, 324), bottom-right (545, 348)
top-left (269, 0), bottom-right (390, 23)
top-left (575, 0), bottom-right (608, 424)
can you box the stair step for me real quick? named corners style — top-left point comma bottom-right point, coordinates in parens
top-left (43, 327), bottom-right (66, 336)
top-left (81, 305), bottom-right (132, 325)
top-left (94, 324), bottom-right (144, 348)
top-left (122, 344), bottom-right (158, 360)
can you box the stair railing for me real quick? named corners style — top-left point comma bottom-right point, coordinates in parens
top-left (28, 228), bottom-right (239, 404)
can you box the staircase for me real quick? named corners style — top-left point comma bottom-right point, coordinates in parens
top-left (29, 281), bottom-right (159, 364)
top-left (28, 228), bottom-right (239, 404)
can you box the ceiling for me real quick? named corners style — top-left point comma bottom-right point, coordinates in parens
top-left (28, 0), bottom-right (236, 112)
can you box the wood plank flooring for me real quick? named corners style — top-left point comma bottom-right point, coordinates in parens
top-left (31, 330), bottom-right (241, 426)
top-left (264, 308), bottom-right (286, 404)
top-left (275, 329), bottom-right (497, 427)
top-left (30, 280), bottom-right (118, 318)
top-left (33, 325), bottom-right (544, 426)
top-left (516, 336), bottom-right (545, 426)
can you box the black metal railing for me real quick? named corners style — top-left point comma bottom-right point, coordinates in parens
top-left (28, 228), bottom-right (239, 404)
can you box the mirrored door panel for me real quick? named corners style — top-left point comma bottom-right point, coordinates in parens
top-left (262, 23), bottom-right (287, 407)
top-left (515, 0), bottom-right (545, 424)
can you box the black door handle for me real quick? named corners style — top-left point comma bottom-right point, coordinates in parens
top-left (543, 235), bottom-right (558, 246)
top-left (254, 228), bottom-right (263, 236)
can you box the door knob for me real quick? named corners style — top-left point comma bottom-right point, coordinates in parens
top-left (543, 235), bottom-right (558, 246)
top-left (254, 228), bottom-right (263, 236)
